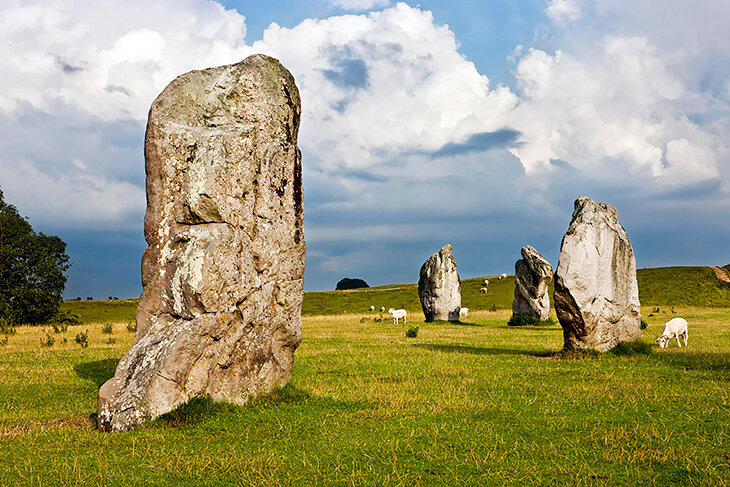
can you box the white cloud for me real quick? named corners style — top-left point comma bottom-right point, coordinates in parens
top-left (508, 36), bottom-right (722, 185)
top-left (253, 3), bottom-right (517, 173)
top-left (546, 0), bottom-right (582, 26)
top-left (0, 0), bottom-right (254, 121)
top-left (329, 0), bottom-right (391, 11)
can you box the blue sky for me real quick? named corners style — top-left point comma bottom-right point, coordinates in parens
top-left (1, 0), bottom-right (729, 298)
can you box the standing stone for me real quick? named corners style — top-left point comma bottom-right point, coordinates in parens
top-left (418, 244), bottom-right (461, 322)
top-left (511, 246), bottom-right (552, 321)
top-left (554, 196), bottom-right (641, 351)
top-left (97, 55), bottom-right (305, 431)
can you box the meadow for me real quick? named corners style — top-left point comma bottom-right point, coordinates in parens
top-left (1, 298), bottom-right (729, 484)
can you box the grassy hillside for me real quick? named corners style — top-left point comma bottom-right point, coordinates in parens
top-left (1, 306), bottom-right (729, 484)
top-left (61, 266), bottom-right (730, 323)
top-left (637, 266), bottom-right (730, 307)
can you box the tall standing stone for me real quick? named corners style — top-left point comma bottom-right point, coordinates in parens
top-left (418, 244), bottom-right (461, 322)
top-left (511, 246), bottom-right (552, 322)
top-left (97, 55), bottom-right (305, 431)
top-left (554, 196), bottom-right (641, 351)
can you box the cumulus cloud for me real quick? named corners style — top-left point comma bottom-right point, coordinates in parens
top-left (253, 3), bottom-right (517, 174)
top-left (507, 36), bottom-right (722, 186)
top-left (329, 0), bottom-right (391, 11)
top-left (0, 0), bottom-right (256, 226)
top-left (0, 0), bottom-right (254, 121)
top-left (545, 0), bottom-right (582, 25)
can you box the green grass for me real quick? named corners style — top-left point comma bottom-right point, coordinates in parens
top-left (1, 306), bottom-right (729, 485)
top-left (61, 266), bottom-right (730, 324)
top-left (638, 266), bottom-right (730, 307)
top-left (61, 299), bottom-right (138, 324)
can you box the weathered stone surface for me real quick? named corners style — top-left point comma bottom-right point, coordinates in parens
top-left (511, 246), bottom-right (552, 321)
top-left (97, 55), bottom-right (305, 431)
top-left (554, 196), bottom-right (641, 351)
top-left (418, 244), bottom-right (461, 322)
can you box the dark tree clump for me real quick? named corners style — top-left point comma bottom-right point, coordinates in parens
top-left (335, 278), bottom-right (369, 291)
top-left (0, 189), bottom-right (70, 324)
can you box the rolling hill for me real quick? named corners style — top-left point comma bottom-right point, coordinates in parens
top-left (61, 265), bottom-right (730, 322)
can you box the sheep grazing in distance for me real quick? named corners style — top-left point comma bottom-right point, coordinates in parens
top-left (483, 279), bottom-right (489, 286)
top-left (499, 273), bottom-right (507, 280)
top-left (388, 308), bottom-right (407, 324)
top-left (369, 305), bottom-right (375, 311)
top-left (656, 317), bottom-right (688, 348)
top-left (381, 307), bottom-right (385, 312)
top-left (459, 307), bottom-right (469, 318)
top-left (480, 287), bottom-right (488, 294)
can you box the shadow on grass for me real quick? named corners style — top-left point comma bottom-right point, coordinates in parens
top-left (151, 383), bottom-right (370, 429)
top-left (74, 358), bottom-right (119, 387)
top-left (414, 343), bottom-right (551, 357)
top-left (453, 321), bottom-right (488, 327)
top-left (653, 351), bottom-right (730, 379)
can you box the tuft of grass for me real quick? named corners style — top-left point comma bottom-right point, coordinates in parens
top-left (39, 331), bottom-right (55, 348)
top-left (0, 318), bottom-right (16, 335)
top-left (126, 321), bottom-right (137, 333)
top-left (551, 348), bottom-right (601, 360)
top-left (405, 325), bottom-right (419, 338)
top-left (640, 319), bottom-right (648, 330)
top-left (51, 322), bottom-right (68, 333)
top-left (74, 330), bottom-right (89, 348)
top-left (609, 340), bottom-right (653, 356)
top-left (101, 323), bottom-right (113, 334)
top-left (508, 315), bottom-right (556, 327)
top-left (0, 336), bottom-right (7, 346)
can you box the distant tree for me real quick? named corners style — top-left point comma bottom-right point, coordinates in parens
top-left (0, 189), bottom-right (70, 324)
top-left (335, 278), bottom-right (369, 291)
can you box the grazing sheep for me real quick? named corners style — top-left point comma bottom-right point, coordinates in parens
top-left (369, 305), bottom-right (375, 311)
top-left (388, 308), bottom-right (407, 324)
top-left (480, 287), bottom-right (488, 294)
top-left (656, 317), bottom-right (688, 348)
top-left (459, 307), bottom-right (469, 318)
top-left (499, 273), bottom-right (507, 280)
top-left (483, 279), bottom-right (489, 286)
top-left (381, 307), bottom-right (385, 312)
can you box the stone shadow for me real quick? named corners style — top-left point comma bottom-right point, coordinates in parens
top-left (414, 343), bottom-right (551, 357)
top-left (151, 383), bottom-right (370, 429)
top-left (652, 351), bottom-right (730, 380)
top-left (74, 358), bottom-right (119, 387)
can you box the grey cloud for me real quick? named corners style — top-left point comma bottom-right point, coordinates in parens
top-left (54, 55), bottom-right (84, 73)
top-left (428, 129), bottom-right (521, 158)
top-left (105, 85), bottom-right (132, 96)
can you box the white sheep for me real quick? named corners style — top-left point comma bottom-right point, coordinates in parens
top-left (656, 317), bottom-right (688, 348)
top-left (499, 273), bottom-right (507, 280)
top-left (483, 279), bottom-right (489, 286)
top-left (459, 307), bottom-right (469, 318)
top-left (369, 305), bottom-right (375, 311)
top-left (480, 287), bottom-right (488, 294)
top-left (381, 307), bottom-right (385, 312)
top-left (388, 308), bottom-right (407, 324)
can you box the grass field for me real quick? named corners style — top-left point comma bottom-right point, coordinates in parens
top-left (61, 266), bottom-right (730, 324)
top-left (1, 305), bottom-right (729, 485)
